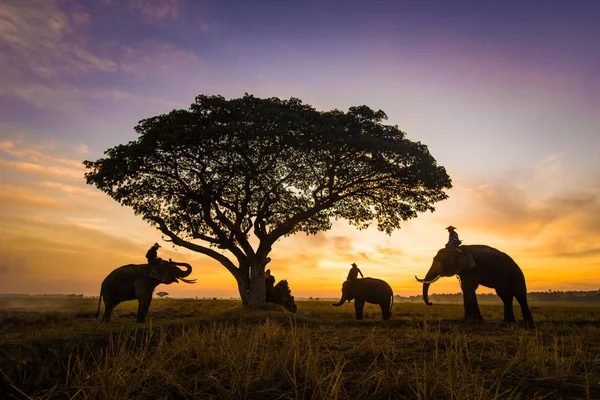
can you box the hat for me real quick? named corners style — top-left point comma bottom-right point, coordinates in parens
top-left (351, 263), bottom-right (358, 267)
top-left (153, 243), bottom-right (161, 248)
top-left (446, 226), bottom-right (456, 231)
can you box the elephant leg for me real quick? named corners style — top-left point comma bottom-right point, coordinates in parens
top-left (103, 299), bottom-right (116, 323)
top-left (379, 300), bottom-right (391, 320)
top-left (515, 292), bottom-right (535, 327)
top-left (462, 288), bottom-right (483, 323)
top-left (135, 282), bottom-right (153, 323)
top-left (354, 299), bottom-right (365, 320)
top-left (495, 289), bottom-right (515, 323)
top-left (136, 294), bottom-right (152, 323)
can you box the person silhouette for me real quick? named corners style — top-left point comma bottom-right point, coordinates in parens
top-left (146, 243), bottom-right (162, 264)
top-left (347, 263), bottom-right (363, 281)
top-left (445, 226), bottom-right (462, 249)
top-left (265, 269), bottom-right (276, 302)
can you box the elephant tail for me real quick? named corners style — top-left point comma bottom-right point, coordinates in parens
top-left (95, 289), bottom-right (102, 319)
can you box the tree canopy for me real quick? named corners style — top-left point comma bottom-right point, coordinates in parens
top-left (84, 94), bottom-right (452, 307)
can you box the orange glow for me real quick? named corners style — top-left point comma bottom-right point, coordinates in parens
top-left (1, 140), bottom-right (599, 298)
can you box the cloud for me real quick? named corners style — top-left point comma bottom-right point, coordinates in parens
top-left (0, 140), bottom-right (83, 168)
top-left (462, 183), bottom-right (558, 236)
top-left (38, 181), bottom-right (99, 196)
top-left (72, 144), bottom-right (90, 156)
top-left (118, 42), bottom-right (206, 78)
top-left (0, 184), bottom-right (71, 209)
top-left (0, 0), bottom-right (210, 111)
top-left (131, 0), bottom-right (182, 23)
top-left (0, 159), bottom-right (83, 180)
top-left (0, 139), bottom-right (86, 179)
top-left (0, 76), bottom-right (137, 111)
top-left (0, 215), bottom-right (223, 295)
top-left (0, 0), bottom-right (146, 110)
top-left (0, 0), bottom-right (116, 79)
top-left (448, 166), bottom-right (600, 261)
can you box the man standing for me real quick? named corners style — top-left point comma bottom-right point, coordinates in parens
top-left (265, 269), bottom-right (276, 302)
top-left (146, 243), bottom-right (162, 264)
top-left (347, 263), bottom-right (363, 281)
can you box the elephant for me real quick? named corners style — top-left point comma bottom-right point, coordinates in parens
top-left (415, 245), bottom-right (534, 325)
top-left (332, 278), bottom-right (393, 320)
top-left (96, 260), bottom-right (196, 322)
top-left (269, 280), bottom-right (298, 313)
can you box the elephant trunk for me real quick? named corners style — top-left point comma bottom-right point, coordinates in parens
top-left (172, 262), bottom-right (192, 278)
top-left (415, 262), bottom-right (441, 306)
top-left (170, 262), bottom-right (197, 284)
top-left (422, 282), bottom-right (433, 306)
top-left (332, 294), bottom-right (347, 307)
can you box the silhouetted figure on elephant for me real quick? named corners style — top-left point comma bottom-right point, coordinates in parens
top-left (445, 226), bottom-right (462, 249)
top-left (267, 279), bottom-right (297, 313)
top-left (416, 244), bottom-right (534, 326)
top-left (444, 227), bottom-right (476, 268)
top-left (145, 242), bottom-right (162, 264)
top-left (347, 262), bottom-right (363, 281)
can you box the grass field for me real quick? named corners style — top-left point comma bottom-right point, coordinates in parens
top-left (1, 298), bottom-right (599, 399)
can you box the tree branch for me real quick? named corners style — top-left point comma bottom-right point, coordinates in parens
top-left (149, 216), bottom-right (240, 277)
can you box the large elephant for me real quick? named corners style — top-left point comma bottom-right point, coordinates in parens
top-left (415, 245), bottom-right (534, 325)
top-left (332, 278), bottom-right (393, 320)
top-left (96, 260), bottom-right (196, 322)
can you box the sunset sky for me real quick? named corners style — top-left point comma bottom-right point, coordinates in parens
top-left (1, 0), bottom-right (599, 299)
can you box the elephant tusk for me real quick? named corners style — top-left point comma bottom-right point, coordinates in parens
top-left (179, 278), bottom-right (197, 284)
top-left (415, 275), bottom-right (440, 284)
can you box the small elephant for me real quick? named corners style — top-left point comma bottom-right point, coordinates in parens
top-left (415, 245), bottom-right (534, 325)
top-left (96, 261), bottom-right (196, 322)
top-left (268, 280), bottom-right (298, 313)
top-left (332, 278), bottom-right (393, 320)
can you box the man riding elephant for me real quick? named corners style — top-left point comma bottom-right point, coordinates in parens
top-left (347, 262), bottom-right (363, 281)
top-left (145, 242), bottom-right (162, 264)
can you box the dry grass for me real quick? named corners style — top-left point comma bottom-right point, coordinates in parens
top-left (1, 298), bottom-right (599, 399)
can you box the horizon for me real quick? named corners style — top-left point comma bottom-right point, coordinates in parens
top-left (2, 287), bottom-right (599, 300)
top-left (1, 0), bottom-right (600, 299)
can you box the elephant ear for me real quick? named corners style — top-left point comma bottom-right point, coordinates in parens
top-left (148, 265), bottom-right (176, 284)
top-left (456, 248), bottom-right (477, 272)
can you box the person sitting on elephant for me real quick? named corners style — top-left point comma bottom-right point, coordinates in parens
top-left (445, 226), bottom-right (475, 267)
top-left (347, 263), bottom-right (363, 281)
top-left (445, 226), bottom-right (462, 249)
top-left (146, 243), bottom-right (162, 264)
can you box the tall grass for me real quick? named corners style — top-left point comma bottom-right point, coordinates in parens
top-left (1, 299), bottom-right (599, 399)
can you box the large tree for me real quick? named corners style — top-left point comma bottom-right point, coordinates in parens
top-left (84, 94), bottom-right (451, 307)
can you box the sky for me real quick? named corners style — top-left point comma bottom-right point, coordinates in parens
top-left (1, 0), bottom-right (599, 299)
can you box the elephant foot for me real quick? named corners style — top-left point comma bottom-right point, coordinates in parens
top-left (465, 315), bottom-right (484, 324)
top-left (523, 320), bottom-right (536, 329)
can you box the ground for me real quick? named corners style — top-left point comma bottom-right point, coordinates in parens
top-left (1, 298), bottom-right (599, 399)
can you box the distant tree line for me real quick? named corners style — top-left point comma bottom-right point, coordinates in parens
top-left (395, 290), bottom-right (600, 303)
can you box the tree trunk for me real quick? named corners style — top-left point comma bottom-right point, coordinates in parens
top-left (248, 272), bottom-right (266, 308)
top-left (237, 275), bottom-right (250, 306)
top-left (247, 257), bottom-right (267, 308)
top-left (235, 256), bottom-right (271, 308)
